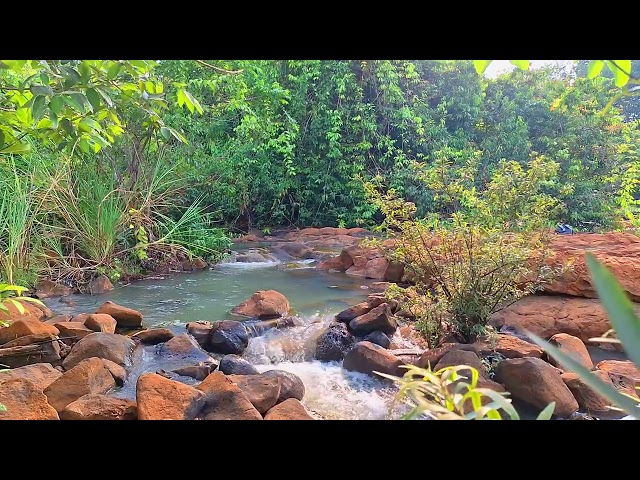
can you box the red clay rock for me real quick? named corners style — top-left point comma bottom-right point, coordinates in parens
top-left (548, 333), bottom-right (593, 369)
top-left (227, 374), bottom-right (281, 415)
top-left (192, 258), bottom-right (208, 270)
top-left (434, 349), bottom-right (490, 379)
top-left (264, 398), bottom-right (314, 420)
top-left (0, 318), bottom-right (59, 345)
top-left (495, 357), bottom-right (579, 417)
top-left (348, 303), bottom-right (397, 336)
top-left (62, 332), bottom-right (135, 370)
top-left (316, 255), bottom-right (348, 271)
top-left (0, 300), bottom-right (47, 324)
top-left (489, 295), bottom-right (615, 341)
top-left (186, 321), bottom-right (212, 348)
top-left (137, 373), bottom-right (206, 420)
top-left (596, 360), bottom-right (640, 383)
top-left (231, 290), bottom-right (290, 319)
top-left (84, 314), bottom-right (117, 334)
top-left (196, 372), bottom-right (262, 420)
top-left (343, 341), bottom-right (404, 377)
top-left (417, 343), bottom-right (477, 368)
top-left (44, 314), bottom-right (72, 325)
top-left (132, 328), bottom-right (175, 345)
top-left (55, 322), bottom-right (95, 340)
top-left (336, 297), bottom-right (386, 322)
top-left (561, 371), bottom-right (614, 413)
top-left (544, 232), bottom-right (640, 301)
top-left (44, 357), bottom-right (116, 412)
top-left (0, 378), bottom-right (60, 420)
top-left (61, 394), bottom-right (137, 420)
top-left (101, 359), bottom-right (127, 386)
top-left (0, 363), bottom-right (62, 391)
top-left (0, 334), bottom-right (62, 368)
top-left (364, 257), bottom-right (389, 280)
top-left (95, 301), bottom-right (143, 328)
top-left (474, 334), bottom-right (544, 359)
top-left (35, 279), bottom-right (73, 298)
top-left (89, 275), bottom-right (114, 295)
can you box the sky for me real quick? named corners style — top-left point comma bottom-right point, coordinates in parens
top-left (484, 60), bottom-right (574, 78)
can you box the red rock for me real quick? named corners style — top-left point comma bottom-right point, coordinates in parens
top-left (0, 318), bottom-right (59, 345)
top-left (55, 322), bottom-right (95, 340)
top-left (137, 373), bottom-right (206, 420)
top-left (343, 341), bottom-right (404, 377)
top-left (132, 328), bottom-right (175, 345)
top-left (95, 301), bottom-right (143, 328)
top-left (231, 290), bottom-right (290, 319)
top-left (196, 372), bottom-right (262, 420)
top-left (417, 343), bottom-right (477, 368)
top-left (72, 313), bottom-right (90, 324)
top-left (0, 363), bottom-right (62, 391)
top-left (347, 228), bottom-right (369, 235)
top-left (60, 394), bottom-right (137, 420)
top-left (336, 297), bottom-right (386, 322)
top-left (561, 371), bottom-right (614, 413)
top-left (192, 258), bottom-right (208, 269)
top-left (474, 334), bottom-right (544, 359)
top-left (0, 334), bottom-right (62, 368)
top-left (186, 321), bottom-right (212, 348)
top-left (434, 349), bottom-right (489, 377)
top-left (596, 360), bottom-right (640, 383)
top-left (89, 275), bottom-right (114, 295)
top-left (489, 295), bottom-right (615, 341)
top-left (384, 262), bottom-right (404, 282)
top-left (0, 378), bottom-right (59, 420)
top-left (264, 398), bottom-right (314, 420)
top-left (548, 333), bottom-right (593, 369)
top-left (35, 279), bottom-right (73, 298)
top-left (84, 314), bottom-right (117, 334)
top-left (160, 333), bottom-right (210, 358)
top-left (348, 303), bottom-right (397, 336)
top-left (44, 357), bottom-right (116, 412)
top-left (495, 357), bottom-right (579, 417)
top-left (62, 332), bottom-right (135, 370)
top-left (101, 359), bottom-right (127, 386)
top-left (316, 255), bottom-right (348, 271)
top-left (226, 374), bottom-right (281, 415)
top-left (44, 314), bottom-right (72, 326)
top-left (364, 257), bottom-right (389, 280)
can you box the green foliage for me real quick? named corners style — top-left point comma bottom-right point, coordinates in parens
top-left (0, 282), bottom-right (45, 327)
top-left (380, 364), bottom-right (555, 420)
top-left (530, 254), bottom-right (640, 418)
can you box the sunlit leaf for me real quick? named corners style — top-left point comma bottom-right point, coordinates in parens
top-left (0, 130), bottom-right (4, 148)
top-left (510, 60), bottom-right (530, 70)
top-left (536, 402), bottom-right (556, 420)
top-left (473, 60), bottom-right (492, 75)
top-left (0, 142), bottom-right (31, 154)
top-left (183, 90), bottom-right (204, 114)
top-left (587, 60), bottom-right (605, 79)
top-left (7, 299), bottom-right (25, 315)
top-left (95, 87), bottom-right (114, 108)
top-left (606, 60), bottom-right (632, 87)
top-left (107, 62), bottom-right (122, 80)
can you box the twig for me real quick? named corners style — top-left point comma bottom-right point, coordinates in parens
top-left (196, 60), bottom-right (243, 75)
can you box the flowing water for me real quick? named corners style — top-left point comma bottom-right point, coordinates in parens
top-left (45, 258), bottom-right (408, 419)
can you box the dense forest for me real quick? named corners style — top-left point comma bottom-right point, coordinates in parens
top-left (0, 60), bottom-right (638, 287)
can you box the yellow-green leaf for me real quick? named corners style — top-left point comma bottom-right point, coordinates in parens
top-left (510, 60), bottom-right (530, 70)
top-left (606, 60), bottom-right (632, 87)
top-left (587, 60), bottom-right (605, 79)
top-left (473, 60), bottom-right (492, 75)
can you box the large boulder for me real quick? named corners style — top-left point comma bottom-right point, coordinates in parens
top-left (417, 343), bottom-right (477, 369)
top-left (89, 275), bottom-right (114, 295)
top-left (44, 357), bottom-right (116, 412)
top-left (159, 333), bottom-right (211, 360)
top-left (348, 303), bottom-right (397, 336)
top-left (561, 371), bottom-right (614, 413)
top-left (61, 394), bottom-right (137, 420)
top-left (336, 296), bottom-right (387, 322)
top-left (231, 290), bottom-right (290, 319)
top-left (544, 232), bottom-right (640, 301)
top-left (264, 398), bottom-right (314, 420)
top-left (0, 378), bottom-right (59, 420)
top-left (227, 374), bottom-right (281, 415)
top-left (219, 354), bottom-right (259, 375)
top-left (62, 332), bottom-right (135, 370)
top-left (137, 373), bottom-right (206, 420)
top-left (101, 359), bottom-right (127, 386)
top-left (261, 370), bottom-right (305, 402)
top-left (186, 321), bottom-right (212, 348)
top-left (474, 334), bottom-right (544, 359)
top-left (276, 242), bottom-right (314, 259)
top-left (343, 341), bottom-right (404, 377)
top-left (132, 328), bottom-right (175, 345)
top-left (548, 333), bottom-right (593, 369)
top-left (0, 363), bottom-right (61, 391)
top-left (208, 321), bottom-right (249, 355)
top-left (84, 314), bottom-right (117, 334)
top-left (314, 322), bottom-right (356, 361)
top-left (489, 295), bottom-right (615, 341)
top-left (0, 300), bottom-right (47, 325)
top-left (95, 301), bottom-right (143, 328)
top-left (0, 334), bottom-right (62, 368)
top-left (595, 360), bottom-right (640, 384)
top-left (173, 364), bottom-right (213, 381)
top-left (35, 279), bottom-right (73, 298)
top-left (196, 372), bottom-right (262, 420)
top-left (495, 357), bottom-right (579, 417)
top-left (434, 349), bottom-right (490, 380)
top-left (55, 321), bottom-right (95, 340)
top-left (364, 331), bottom-right (391, 349)
top-left (0, 318), bottom-right (59, 345)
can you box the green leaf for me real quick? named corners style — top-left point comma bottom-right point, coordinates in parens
top-left (62, 66), bottom-right (81, 88)
top-left (59, 118), bottom-right (75, 136)
top-left (0, 130), bottom-right (4, 148)
top-left (78, 61), bottom-right (91, 82)
top-left (587, 60), bottom-right (605, 79)
top-left (107, 62), bottom-right (122, 80)
top-left (183, 90), bottom-right (204, 114)
top-left (7, 299), bottom-right (25, 315)
top-left (95, 87), bottom-right (114, 107)
top-left (0, 142), bottom-right (31, 154)
top-left (535, 402), bottom-right (555, 420)
top-left (473, 60), bottom-right (492, 75)
top-left (30, 85), bottom-right (54, 97)
top-left (176, 89), bottom-right (186, 107)
top-left (64, 94), bottom-right (85, 114)
top-left (165, 126), bottom-right (188, 143)
top-left (160, 126), bottom-right (171, 141)
top-left (78, 118), bottom-right (102, 133)
top-left (510, 60), bottom-right (530, 70)
top-left (49, 96), bottom-right (64, 115)
top-left (15, 296), bottom-right (45, 307)
top-left (86, 88), bottom-right (101, 111)
top-left (586, 253), bottom-right (640, 367)
top-left (40, 72), bottom-right (50, 85)
top-left (32, 95), bottom-right (46, 120)
top-left (49, 110), bottom-right (59, 129)
top-left (529, 332), bottom-right (640, 417)
top-left (606, 60), bottom-right (632, 87)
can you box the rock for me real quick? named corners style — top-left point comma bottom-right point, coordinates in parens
top-left (95, 301), bottom-right (143, 328)
top-left (417, 343), bottom-right (478, 368)
top-left (137, 373), bottom-right (206, 420)
top-left (173, 364), bottom-right (212, 381)
top-left (35, 279), bottom-right (73, 298)
top-left (0, 335), bottom-right (61, 368)
top-left (561, 371), bottom-right (614, 413)
top-left (196, 372), bottom-right (262, 420)
top-left (364, 257), bottom-right (389, 280)
top-left (0, 300), bottom-right (46, 325)
top-left (314, 322), bottom-right (356, 361)
top-left (277, 242), bottom-right (314, 259)
top-left (192, 257), bottom-right (208, 269)
top-left (595, 360), bottom-right (640, 383)
top-left (186, 321), bottom-right (212, 348)
top-left (101, 359), bottom-right (127, 386)
top-left (548, 333), bottom-right (593, 370)
top-left (316, 255), bottom-right (348, 271)
top-left (227, 374), bottom-right (281, 415)
top-left (209, 321), bottom-right (249, 355)
top-left (489, 295), bottom-right (615, 341)
top-left (247, 316), bottom-right (299, 335)
top-left (495, 357), bottom-right (579, 417)
top-left (261, 369), bottom-right (305, 402)
top-left (0, 378), bottom-right (59, 420)
top-left (84, 314), bottom-right (117, 334)
top-left (132, 328), bottom-right (175, 345)
top-left (434, 349), bottom-right (490, 380)
top-left (264, 398), bottom-right (314, 420)
top-left (44, 357), bottom-right (116, 412)
top-left (364, 331), bottom-right (391, 349)
top-left (59, 297), bottom-right (77, 306)
top-left (343, 341), bottom-right (404, 377)
top-left (55, 322), bottom-right (95, 340)
top-left (159, 333), bottom-right (210, 359)
top-left (474, 334), bottom-right (544, 359)
top-left (231, 290), bottom-right (290, 319)
top-left (60, 394), bottom-right (137, 420)
top-left (384, 262), bottom-right (404, 283)
top-left (0, 318), bottom-right (59, 345)
top-left (235, 252), bottom-right (270, 263)
top-left (219, 354), bottom-right (259, 375)
top-left (544, 232), bottom-right (640, 301)
top-left (369, 282), bottom-right (392, 293)
top-left (89, 275), bottom-right (114, 295)
top-left (349, 303), bottom-right (397, 336)
top-left (44, 314), bottom-right (72, 325)
top-left (335, 297), bottom-right (386, 322)
top-left (62, 332), bottom-right (135, 370)
top-left (0, 363), bottom-right (62, 390)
